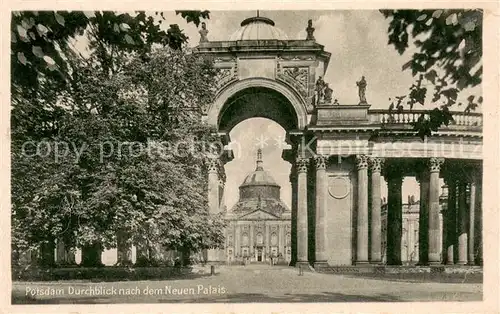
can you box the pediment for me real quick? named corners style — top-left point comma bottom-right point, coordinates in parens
top-left (238, 209), bottom-right (279, 220)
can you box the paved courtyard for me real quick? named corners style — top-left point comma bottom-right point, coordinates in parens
top-left (12, 264), bottom-right (482, 303)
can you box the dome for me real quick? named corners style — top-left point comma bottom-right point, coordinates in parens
top-left (231, 149), bottom-right (289, 216)
top-left (240, 149), bottom-right (279, 188)
top-left (229, 16), bottom-right (288, 41)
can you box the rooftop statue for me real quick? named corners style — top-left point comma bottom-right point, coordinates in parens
top-left (315, 76), bottom-right (326, 105)
top-left (306, 19), bottom-right (315, 41)
top-left (356, 76), bottom-right (367, 104)
top-left (324, 83), bottom-right (333, 103)
top-left (199, 22), bottom-right (209, 43)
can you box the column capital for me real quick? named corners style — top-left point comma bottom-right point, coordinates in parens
top-left (369, 157), bottom-right (384, 173)
top-left (314, 155), bottom-right (327, 170)
top-left (207, 157), bottom-right (219, 173)
top-left (296, 157), bottom-right (309, 173)
top-left (428, 157), bottom-right (444, 173)
top-left (355, 154), bottom-right (369, 170)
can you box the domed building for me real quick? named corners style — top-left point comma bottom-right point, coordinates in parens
top-left (224, 149), bottom-right (291, 264)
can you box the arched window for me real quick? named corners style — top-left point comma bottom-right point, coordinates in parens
top-left (256, 232), bottom-right (264, 245)
top-left (242, 233), bottom-right (249, 246)
top-left (271, 232), bottom-right (278, 246)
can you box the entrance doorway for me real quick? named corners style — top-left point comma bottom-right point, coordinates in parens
top-left (257, 248), bottom-right (263, 262)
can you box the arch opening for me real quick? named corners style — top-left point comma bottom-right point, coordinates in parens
top-left (218, 86), bottom-right (299, 133)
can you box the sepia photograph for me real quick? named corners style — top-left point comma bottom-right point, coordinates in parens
top-left (6, 5), bottom-right (497, 310)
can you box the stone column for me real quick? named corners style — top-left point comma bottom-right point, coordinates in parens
top-left (207, 158), bottom-right (220, 263)
top-left (250, 224), bottom-right (254, 257)
top-left (369, 157), bottom-right (384, 264)
top-left (290, 166), bottom-right (298, 265)
top-left (385, 166), bottom-right (403, 265)
top-left (445, 177), bottom-right (457, 264)
top-left (296, 157), bottom-right (309, 266)
top-left (428, 157), bottom-right (444, 265)
top-left (116, 230), bottom-right (132, 266)
top-left (235, 224), bottom-right (240, 258)
top-left (457, 180), bottom-right (468, 265)
top-left (265, 224), bottom-right (270, 260)
top-left (356, 155), bottom-right (369, 264)
top-left (417, 168), bottom-right (430, 265)
top-left (314, 155), bottom-right (328, 267)
top-left (474, 173), bottom-right (482, 265)
top-left (468, 175), bottom-right (476, 265)
top-left (278, 224), bottom-right (283, 256)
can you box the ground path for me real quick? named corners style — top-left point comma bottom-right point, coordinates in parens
top-left (12, 264), bottom-right (482, 303)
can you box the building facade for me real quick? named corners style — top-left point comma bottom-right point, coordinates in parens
top-left (224, 150), bottom-right (292, 264)
top-left (196, 13), bottom-right (483, 269)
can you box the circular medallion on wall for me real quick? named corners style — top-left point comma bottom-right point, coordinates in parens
top-left (328, 176), bottom-right (350, 199)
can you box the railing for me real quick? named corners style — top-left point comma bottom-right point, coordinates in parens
top-left (368, 109), bottom-right (483, 128)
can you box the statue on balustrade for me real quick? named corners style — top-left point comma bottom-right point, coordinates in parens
top-left (315, 76), bottom-right (326, 105)
top-left (199, 22), bottom-right (209, 43)
top-left (356, 76), bottom-right (367, 104)
top-left (324, 83), bottom-right (333, 103)
top-left (306, 19), bottom-right (315, 41)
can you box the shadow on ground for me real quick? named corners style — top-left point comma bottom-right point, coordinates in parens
top-left (339, 273), bottom-right (483, 284)
top-left (12, 291), bottom-right (402, 304)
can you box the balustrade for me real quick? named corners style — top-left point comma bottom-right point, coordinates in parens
top-left (368, 110), bottom-right (482, 128)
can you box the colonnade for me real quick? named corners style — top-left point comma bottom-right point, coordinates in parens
top-left (291, 154), bottom-right (483, 266)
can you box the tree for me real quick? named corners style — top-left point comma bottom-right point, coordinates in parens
top-left (380, 9), bottom-right (483, 137)
top-left (11, 11), bottom-right (225, 267)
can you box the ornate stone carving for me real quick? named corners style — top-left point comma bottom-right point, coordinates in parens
top-left (199, 22), bottom-right (209, 43)
top-left (208, 158), bottom-right (218, 173)
top-left (313, 77), bottom-right (334, 106)
top-left (355, 155), bottom-right (369, 170)
top-left (314, 155), bottom-right (327, 170)
top-left (369, 157), bottom-right (384, 173)
top-left (429, 157), bottom-right (444, 173)
top-left (283, 67), bottom-right (309, 90)
top-left (276, 66), bottom-right (309, 99)
top-left (328, 176), bottom-right (350, 199)
top-left (324, 84), bottom-right (333, 103)
top-left (215, 68), bottom-right (236, 90)
top-left (296, 157), bottom-right (309, 173)
top-left (306, 19), bottom-right (315, 41)
top-left (356, 76), bottom-right (367, 104)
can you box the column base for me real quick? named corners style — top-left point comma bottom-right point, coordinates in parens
top-left (355, 261), bottom-right (370, 265)
top-left (296, 261), bottom-right (310, 268)
top-left (456, 261), bottom-right (468, 266)
top-left (369, 261), bottom-right (383, 265)
top-left (313, 261), bottom-right (329, 271)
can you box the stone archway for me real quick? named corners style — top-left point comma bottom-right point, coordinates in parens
top-left (205, 78), bottom-right (308, 132)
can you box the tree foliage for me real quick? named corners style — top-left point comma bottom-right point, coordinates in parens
top-left (11, 11), bottom-right (226, 265)
top-left (381, 9), bottom-right (483, 137)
